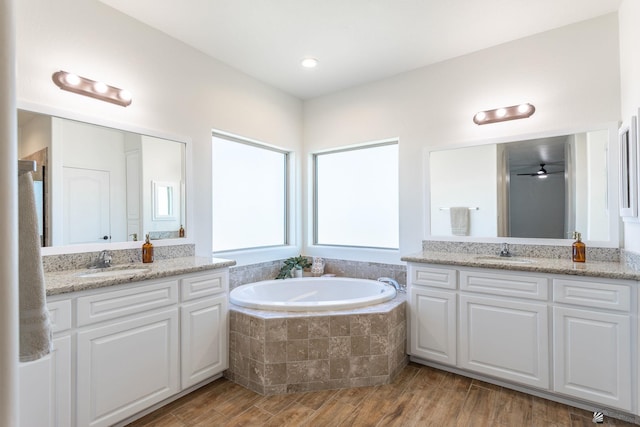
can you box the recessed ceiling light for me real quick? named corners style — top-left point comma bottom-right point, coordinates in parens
top-left (301, 57), bottom-right (319, 69)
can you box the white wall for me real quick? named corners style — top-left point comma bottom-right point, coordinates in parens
top-left (303, 13), bottom-right (621, 261)
top-left (17, 114), bottom-right (50, 158)
top-left (141, 136), bottom-right (183, 235)
top-left (0, 0), bottom-right (19, 424)
top-left (619, 0), bottom-right (640, 253)
top-left (430, 144), bottom-right (497, 237)
top-left (16, 0), bottom-right (303, 261)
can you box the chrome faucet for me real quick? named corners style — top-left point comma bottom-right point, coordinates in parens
top-left (91, 250), bottom-right (112, 268)
top-left (378, 277), bottom-right (406, 293)
top-left (499, 243), bottom-right (511, 257)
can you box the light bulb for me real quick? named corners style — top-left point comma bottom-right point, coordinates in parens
top-left (474, 111), bottom-right (486, 122)
top-left (517, 103), bottom-right (531, 113)
top-left (118, 89), bottom-right (132, 101)
top-left (496, 108), bottom-right (507, 118)
top-left (94, 81), bottom-right (108, 94)
top-left (65, 73), bottom-right (81, 86)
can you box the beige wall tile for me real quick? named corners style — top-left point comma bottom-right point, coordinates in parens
top-left (287, 318), bottom-right (309, 340)
top-left (286, 339), bottom-right (309, 362)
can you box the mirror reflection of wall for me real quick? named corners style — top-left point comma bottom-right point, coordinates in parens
top-left (429, 129), bottom-right (611, 241)
top-left (17, 110), bottom-right (186, 247)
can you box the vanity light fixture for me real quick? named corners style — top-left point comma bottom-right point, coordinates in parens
top-left (52, 71), bottom-right (132, 107)
top-left (473, 103), bottom-right (535, 125)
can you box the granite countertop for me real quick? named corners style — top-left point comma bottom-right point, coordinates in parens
top-left (45, 256), bottom-right (236, 296)
top-left (401, 251), bottom-right (640, 281)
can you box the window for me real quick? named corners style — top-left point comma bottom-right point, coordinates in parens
top-left (314, 141), bottom-right (399, 249)
top-left (212, 133), bottom-right (288, 252)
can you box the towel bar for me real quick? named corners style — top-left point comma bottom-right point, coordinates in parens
top-left (439, 207), bottom-right (479, 210)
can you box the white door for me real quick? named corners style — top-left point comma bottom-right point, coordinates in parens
top-left (181, 294), bottom-right (228, 389)
top-left (553, 306), bottom-right (631, 411)
top-left (62, 167), bottom-right (110, 244)
top-left (459, 294), bottom-right (549, 389)
top-left (409, 286), bottom-right (456, 365)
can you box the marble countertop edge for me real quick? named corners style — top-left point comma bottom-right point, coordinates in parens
top-left (401, 251), bottom-right (640, 281)
top-left (45, 256), bottom-right (236, 296)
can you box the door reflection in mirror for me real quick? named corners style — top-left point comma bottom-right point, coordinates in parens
top-left (17, 110), bottom-right (186, 246)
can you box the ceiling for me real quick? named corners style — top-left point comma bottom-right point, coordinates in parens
top-left (99, 0), bottom-right (621, 100)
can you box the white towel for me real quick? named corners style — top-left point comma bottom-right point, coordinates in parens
top-left (19, 172), bottom-right (52, 362)
top-left (450, 207), bottom-right (470, 236)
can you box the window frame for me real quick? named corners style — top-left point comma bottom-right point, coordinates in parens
top-left (211, 130), bottom-right (291, 253)
top-left (312, 140), bottom-right (399, 250)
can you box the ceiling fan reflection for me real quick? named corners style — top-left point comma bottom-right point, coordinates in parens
top-left (516, 163), bottom-right (564, 178)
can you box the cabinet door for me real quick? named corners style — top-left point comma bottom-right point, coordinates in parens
top-left (77, 308), bottom-right (179, 427)
top-left (409, 286), bottom-right (456, 365)
top-left (19, 335), bottom-right (72, 427)
top-left (553, 306), bottom-right (631, 411)
top-left (181, 294), bottom-right (228, 389)
top-left (459, 294), bottom-right (549, 389)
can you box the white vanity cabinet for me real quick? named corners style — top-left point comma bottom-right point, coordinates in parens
top-left (20, 267), bottom-right (229, 427)
top-left (458, 269), bottom-right (550, 389)
top-left (552, 277), bottom-right (633, 411)
top-left (180, 271), bottom-right (228, 389)
top-left (76, 279), bottom-right (180, 427)
top-left (19, 299), bottom-right (73, 427)
top-left (408, 265), bottom-right (457, 365)
top-left (407, 262), bottom-right (637, 414)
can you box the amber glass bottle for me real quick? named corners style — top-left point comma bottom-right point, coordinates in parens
top-left (179, 225), bottom-right (185, 238)
top-left (572, 231), bottom-right (586, 263)
top-left (142, 233), bottom-right (154, 263)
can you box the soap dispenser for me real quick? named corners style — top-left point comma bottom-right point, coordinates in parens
top-left (572, 231), bottom-right (586, 263)
top-left (142, 233), bottom-right (154, 263)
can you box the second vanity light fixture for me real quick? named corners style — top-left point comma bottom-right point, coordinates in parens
top-left (52, 71), bottom-right (132, 107)
top-left (473, 103), bottom-right (535, 125)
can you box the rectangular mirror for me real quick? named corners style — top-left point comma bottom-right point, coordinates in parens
top-left (427, 125), bottom-right (620, 246)
top-left (18, 110), bottom-right (187, 247)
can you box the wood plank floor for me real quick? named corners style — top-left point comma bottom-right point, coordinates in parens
top-left (127, 363), bottom-right (638, 426)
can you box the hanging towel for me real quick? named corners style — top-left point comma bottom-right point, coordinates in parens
top-left (450, 207), bottom-right (470, 236)
top-left (19, 172), bottom-right (52, 362)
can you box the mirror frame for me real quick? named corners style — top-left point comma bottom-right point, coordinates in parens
top-left (18, 101), bottom-right (194, 255)
top-left (423, 122), bottom-right (621, 248)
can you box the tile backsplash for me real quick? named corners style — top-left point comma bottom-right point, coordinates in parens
top-left (42, 243), bottom-right (195, 272)
top-left (422, 241), bottom-right (620, 262)
top-left (230, 258), bottom-right (406, 290)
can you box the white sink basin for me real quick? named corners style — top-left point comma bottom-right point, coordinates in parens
top-left (474, 256), bottom-right (535, 265)
top-left (77, 267), bottom-right (151, 278)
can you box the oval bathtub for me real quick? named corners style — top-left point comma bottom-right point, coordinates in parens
top-left (229, 277), bottom-right (397, 311)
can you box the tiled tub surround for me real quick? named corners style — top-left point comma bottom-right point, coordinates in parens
top-left (42, 243), bottom-right (196, 272)
top-left (230, 258), bottom-right (407, 290)
top-left (226, 296), bottom-right (408, 395)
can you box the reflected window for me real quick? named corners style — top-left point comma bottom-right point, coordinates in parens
top-left (212, 133), bottom-right (288, 252)
top-left (314, 141), bottom-right (399, 249)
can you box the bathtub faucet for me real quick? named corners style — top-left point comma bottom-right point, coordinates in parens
top-left (377, 277), bottom-right (406, 293)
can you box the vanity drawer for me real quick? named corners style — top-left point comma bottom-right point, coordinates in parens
top-left (460, 270), bottom-right (548, 300)
top-left (47, 299), bottom-right (72, 333)
top-left (180, 270), bottom-right (228, 302)
top-left (410, 265), bottom-right (457, 289)
top-left (77, 279), bottom-right (179, 327)
top-left (553, 278), bottom-right (631, 312)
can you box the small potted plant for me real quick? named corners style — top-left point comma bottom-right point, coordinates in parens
top-left (276, 255), bottom-right (312, 279)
